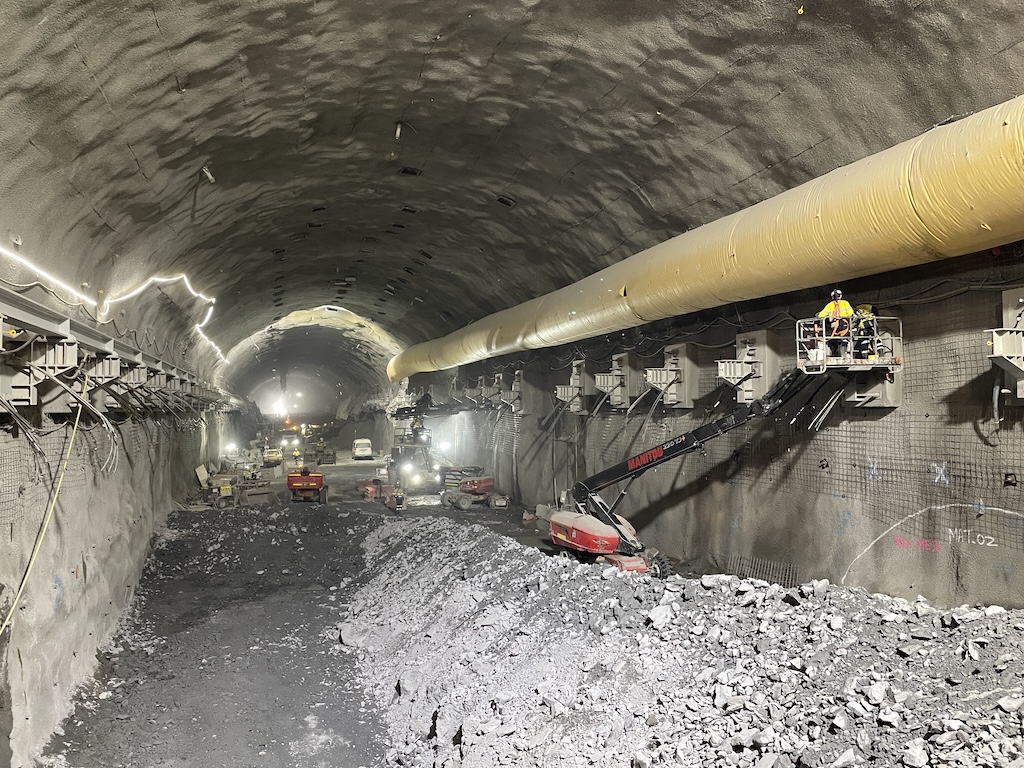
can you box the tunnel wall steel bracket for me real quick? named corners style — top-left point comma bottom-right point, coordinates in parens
top-left (0, 283), bottom-right (241, 416)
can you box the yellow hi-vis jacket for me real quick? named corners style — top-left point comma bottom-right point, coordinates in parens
top-left (818, 299), bottom-right (854, 319)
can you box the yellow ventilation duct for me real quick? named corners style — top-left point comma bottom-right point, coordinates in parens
top-left (388, 95), bottom-right (1024, 382)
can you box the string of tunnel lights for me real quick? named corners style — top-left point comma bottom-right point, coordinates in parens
top-left (0, 242), bottom-right (229, 363)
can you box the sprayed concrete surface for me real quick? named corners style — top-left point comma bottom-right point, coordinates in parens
top-left (1, 1), bottom-right (1023, 385)
top-left (37, 455), bottom-right (1024, 768)
top-left (0, 414), bottom-right (241, 767)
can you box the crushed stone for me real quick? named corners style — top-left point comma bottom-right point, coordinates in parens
top-left (336, 517), bottom-right (1024, 768)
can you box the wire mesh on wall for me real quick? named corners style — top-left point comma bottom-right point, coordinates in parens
top-left (574, 283), bottom-right (1024, 565)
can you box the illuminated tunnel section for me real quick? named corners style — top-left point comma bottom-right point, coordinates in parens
top-left (221, 306), bottom-right (404, 418)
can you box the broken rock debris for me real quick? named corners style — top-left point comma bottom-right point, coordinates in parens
top-left (336, 518), bottom-right (1024, 768)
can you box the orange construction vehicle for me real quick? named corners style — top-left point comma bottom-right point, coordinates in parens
top-left (287, 466), bottom-right (328, 503)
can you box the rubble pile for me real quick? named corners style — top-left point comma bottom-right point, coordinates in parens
top-left (336, 517), bottom-right (1024, 768)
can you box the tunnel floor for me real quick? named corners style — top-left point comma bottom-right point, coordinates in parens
top-left (39, 459), bottom-right (1024, 768)
top-left (40, 459), bottom-right (537, 768)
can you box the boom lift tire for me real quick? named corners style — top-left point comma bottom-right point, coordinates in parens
top-left (456, 494), bottom-right (473, 510)
top-left (647, 553), bottom-right (674, 579)
top-left (320, 487), bottom-right (328, 504)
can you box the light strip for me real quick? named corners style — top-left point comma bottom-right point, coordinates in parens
top-left (100, 274), bottom-right (215, 316)
top-left (197, 305), bottom-right (215, 328)
top-left (0, 243), bottom-right (98, 306)
top-left (0, 240), bottom-right (231, 366)
top-left (100, 273), bottom-right (228, 364)
top-left (194, 300), bottom-right (227, 362)
top-left (196, 325), bottom-right (229, 363)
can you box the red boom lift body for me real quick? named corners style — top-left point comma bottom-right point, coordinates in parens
top-left (551, 368), bottom-right (808, 577)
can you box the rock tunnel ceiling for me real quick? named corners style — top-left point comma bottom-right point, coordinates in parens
top-left (0, 0), bottom-right (1020, 401)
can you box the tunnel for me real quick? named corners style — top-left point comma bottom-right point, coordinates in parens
top-left (4, 1), bottom-right (1024, 766)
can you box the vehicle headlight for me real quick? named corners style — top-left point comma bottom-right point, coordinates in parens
top-left (434, 474), bottom-right (441, 483)
top-left (402, 463), bottom-right (413, 472)
top-left (432, 463), bottom-right (440, 470)
top-left (411, 474), bottom-right (422, 485)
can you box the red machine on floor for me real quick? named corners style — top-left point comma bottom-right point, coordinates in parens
top-left (439, 467), bottom-right (509, 510)
top-left (546, 368), bottom-right (809, 577)
top-left (287, 466), bottom-right (328, 503)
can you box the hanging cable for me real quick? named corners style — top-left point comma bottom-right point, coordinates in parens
top-left (621, 385), bottom-right (669, 461)
top-left (0, 375), bottom-right (88, 639)
top-left (0, 393), bottom-right (47, 464)
top-left (27, 364), bottom-right (118, 473)
top-left (93, 381), bottom-right (145, 422)
top-left (809, 388), bottom-right (846, 432)
top-left (0, 333), bottom-right (39, 357)
top-left (110, 381), bottom-right (157, 420)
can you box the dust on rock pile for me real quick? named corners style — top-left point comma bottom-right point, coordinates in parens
top-left (335, 517), bottom-right (1024, 768)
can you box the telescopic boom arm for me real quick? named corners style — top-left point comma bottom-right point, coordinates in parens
top-left (569, 368), bottom-right (808, 551)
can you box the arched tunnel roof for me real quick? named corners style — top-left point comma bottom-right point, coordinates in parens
top-left (0, 1), bottom-right (1018, 408)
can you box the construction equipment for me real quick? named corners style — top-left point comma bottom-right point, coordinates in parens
top-left (796, 315), bottom-right (903, 375)
top-left (544, 368), bottom-right (809, 577)
top-left (303, 439), bottom-right (337, 466)
top-left (287, 466), bottom-right (328, 503)
top-left (201, 468), bottom-right (239, 509)
top-left (389, 422), bottom-right (439, 491)
top-left (356, 477), bottom-right (407, 511)
top-left (262, 447), bottom-right (283, 467)
top-left (439, 466), bottom-right (509, 510)
top-left (352, 438), bottom-right (374, 460)
top-left (394, 391), bottom-right (468, 420)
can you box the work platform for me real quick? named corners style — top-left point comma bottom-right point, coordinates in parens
top-left (795, 316), bottom-right (904, 376)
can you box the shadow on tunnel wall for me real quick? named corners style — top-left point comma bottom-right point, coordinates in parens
top-left (626, 387), bottom-right (829, 535)
top-left (941, 369), bottom-right (1005, 447)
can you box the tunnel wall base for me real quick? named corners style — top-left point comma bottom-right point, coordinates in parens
top-left (0, 415), bottom-right (232, 765)
top-left (0, 596), bottom-right (10, 768)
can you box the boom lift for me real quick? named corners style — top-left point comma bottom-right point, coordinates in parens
top-left (546, 368), bottom-right (809, 577)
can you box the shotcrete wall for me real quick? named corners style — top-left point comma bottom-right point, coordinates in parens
top-left (420, 250), bottom-right (1024, 609)
top-left (0, 414), bottom-right (236, 766)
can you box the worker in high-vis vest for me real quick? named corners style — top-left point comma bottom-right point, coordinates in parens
top-left (854, 303), bottom-right (879, 359)
top-left (817, 289), bottom-right (855, 356)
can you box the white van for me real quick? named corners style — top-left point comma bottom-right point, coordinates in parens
top-left (351, 438), bottom-right (374, 460)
